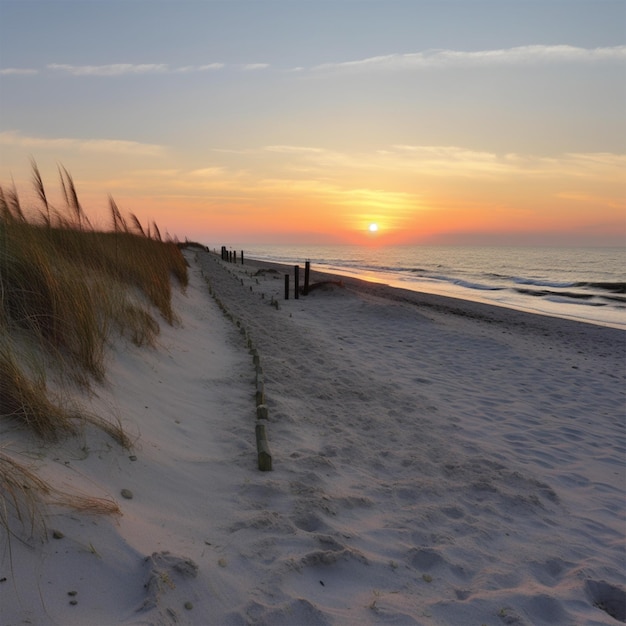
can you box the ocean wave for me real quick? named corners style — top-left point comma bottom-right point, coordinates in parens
top-left (575, 281), bottom-right (626, 294)
top-left (513, 277), bottom-right (576, 288)
top-left (420, 274), bottom-right (503, 291)
top-left (514, 288), bottom-right (626, 308)
top-left (543, 296), bottom-right (606, 307)
top-left (515, 288), bottom-right (594, 300)
top-left (453, 279), bottom-right (503, 291)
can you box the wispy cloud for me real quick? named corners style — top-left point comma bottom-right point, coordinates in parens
top-left (0, 68), bottom-right (38, 75)
top-left (47, 62), bottom-right (225, 76)
top-left (240, 63), bottom-right (270, 71)
top-left (311, 45), bottom-right (626, 73)
top-left (48, 63), bottom-right (169, 76)
top-left (0, 130), bottom-right (166, 157)
top-left (177, 63), bottom-right (225, 73)
top-left (262, 143), bottom-right (626, 182)
top-left (265, 145), bottom-right (326, 154)
top-left (188, 167), bottom-right (227, 177)
top-left (37, 61), bottom-right (272, 76)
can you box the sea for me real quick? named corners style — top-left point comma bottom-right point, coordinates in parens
top-left (234, 245), bottom-right (626, 330)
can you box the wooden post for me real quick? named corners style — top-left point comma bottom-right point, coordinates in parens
top-left (294, 265), bottom-right (300, 299)
top-left (284, 274), bottom-right (289, 299)
top-left (241, 250), bottom-right (244, 265)
top-left (304, 261), bottom-right (310, 295)
top-left (233, 250), bottom-right (237, 264)
top-left (256, 423), bottom-right (272, 471)
top-left (256, 371), bottom-right (264, 403)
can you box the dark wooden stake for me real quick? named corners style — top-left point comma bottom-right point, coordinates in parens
top-left (294, 265), bottom-right (300, 299)
top-left (284, 274), bottom-right (289, 299)
top-left (304, 261), bottom-right (310, 295)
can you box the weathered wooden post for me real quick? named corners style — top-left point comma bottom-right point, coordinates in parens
top-left (256, 423), bottom-right (272, 471)
top-left (294, 265), bottom-right (300, 299)
top-left (304, 261), bottom-right (310, 295)
top-left (241, 250), bottom-right (244, 265)
top-left (233, 250), bottom-right (237, 264)
top-left (284, 274), bottom-right (289, 299)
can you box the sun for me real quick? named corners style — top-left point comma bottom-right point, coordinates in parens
top-left (368, 223), bottom-right (379, 233)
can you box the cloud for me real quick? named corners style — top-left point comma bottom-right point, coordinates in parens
top-left (197, 63), bottom-right (225, 71)
top-left (0, 130), bottom-right (166, 157)
top-left (13, 61), bottom-right (265, 77)
top-left (47, 62), bottom-right (225, 76)
top-left (48, 63), bottom-right (170, 76)
top-left (188, 167), bottom-right (227, 177)
top-left (240, 63), bottom-right (270, 71)
top-left (265, 145), bottom-right (326, 154)
top-left (177, 63), bottom-right (225, 73)
top-left (0, 68), bottom-right (38, 75)
top-left (311, 45), bottom-right (626, 73)
top-left (261, 142), bottom-right (626, 183)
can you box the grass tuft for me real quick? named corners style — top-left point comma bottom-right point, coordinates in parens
top-left (0, 342), bottom-right (78, 440)
top-left (0, 450), bottom-right (120, 543)
top-left (0, 450), bottom-right (52, 540)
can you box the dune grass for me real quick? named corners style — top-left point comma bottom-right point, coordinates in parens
top-left (0, 163), bottom-right (188, 539)
top-left (0, 449), bottom-right (121, 542)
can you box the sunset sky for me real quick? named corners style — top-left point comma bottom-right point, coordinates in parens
top-left (1, 0), bottom-right (624, 246)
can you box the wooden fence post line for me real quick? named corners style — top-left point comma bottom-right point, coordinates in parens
top-left (284, 274), bottom-right (289, 300)
top-left (304, 261), bottom-right (310, 295)
top-left (294, 265), bottom-right (300, 299)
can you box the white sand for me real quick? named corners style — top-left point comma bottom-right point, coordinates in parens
top-left (1, 248), bottom-right (624, 626)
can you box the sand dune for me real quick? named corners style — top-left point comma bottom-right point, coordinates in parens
top-left (1, 249), bottom-right (624, 625)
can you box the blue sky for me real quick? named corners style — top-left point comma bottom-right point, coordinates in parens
top-left (1, 1), bottom-right (624, 245)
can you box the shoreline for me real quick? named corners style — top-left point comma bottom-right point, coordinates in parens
top-left (243, 254), bottom-right (626, 345)
top-left (232, 244), bottom-right (626, 332)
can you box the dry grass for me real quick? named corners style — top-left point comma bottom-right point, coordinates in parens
top-left (0, 450), bottom-right (120, 542)
top-left (0, 449), bottom-right (53, 540)
top-left (0, 342), bottom-right (78, 440)
top-left (0, 162), bottom-right (188, 539)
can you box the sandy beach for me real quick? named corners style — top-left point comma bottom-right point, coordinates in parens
top-left (1, 248), bottom-right (624, 626)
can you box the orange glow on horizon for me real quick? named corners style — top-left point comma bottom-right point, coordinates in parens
top-left (3, 149), bottom-right (624, 248)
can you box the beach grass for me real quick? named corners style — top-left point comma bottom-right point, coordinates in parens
top-left (0, 163), bottom-right (188, 537)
